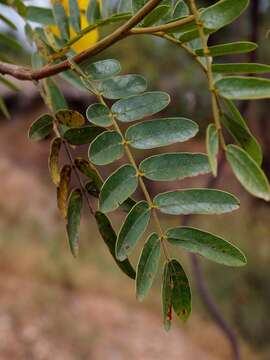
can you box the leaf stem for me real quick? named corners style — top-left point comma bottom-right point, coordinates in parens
top-left (188, 0), bottom-right (226, 151)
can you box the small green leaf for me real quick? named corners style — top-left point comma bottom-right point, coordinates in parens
top-left (28, 114), bottom-right (53, 141)
top-left (216, 76), bottom-right (270, 100)
top-left (69, 0), bottom-right (81, 33)
top-left (132, 0), bottom-right (147, 13)
top-left (52, 1), bottom-right (70, 41)
top-left (169, 259), bottom-right (191, 322)
top-left (89, 131), bottom-right (124, 165)
top-left (221, 99), bottom-right (262, 165)
top-left (64, 125), bottom-right (105, 145)
top-left (66, 189), bottom-right (83, 257)
top-left (206, 124), bottom-right (219, 177)
top-left (99, 165), bottom-right (138, 213)
top-left (48, 137), bottom-right (62, 185)
top-left (140, 153), bottom-right (210, 181)
top-left (173, 1), bottom-right (189, 19)
top-left (162, 262), bottom-right (173, 331)
top-left (154, 189), bottom-right (240, 215)
top-left (212, 63), bottom-right (270, 74)
top-left (99, 75), bottom-right (147, 100)
top-left (44, 79), bottom-right (68, 113)
top-left (55, 109), bottom-right (85, 128)
top-left (86, 0), bottom-right (102, 24)
top-left (226, 145), bottom-right (270, 201)
top-left (167, 227), bottom-right (247, 267)
top-left (116, 201), bottom-right (151, 261)
top-left (95, 212), bottom-right (136, 279)
top-left (200, 0), bottom-right (249, 30)
top-left (136, 233), bottom-right (161, 302)
top-left (125, 117), bottom-right (198, 149)
top-left (195, 42), bottom-right (257, 57)
top-left (112, 92), bottom-right (170, 122)
top-left (141, 5), bottom-right (170, 27)
top-left (26, 6), bottom-right (54, 25)
top-left (57, 165), bottom-right (72, 219)
top-left (86, 103), bottom-right (112, 127)
top-left (83, 59), bottom-right (121, 80)
top-left (74, 158), bottom-right (103, 190)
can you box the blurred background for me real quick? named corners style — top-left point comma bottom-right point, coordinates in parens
top-left (0, 0), bottom-right (270, 359)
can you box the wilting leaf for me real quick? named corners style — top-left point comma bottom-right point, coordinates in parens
top-left (28, 114), bottom-right (53, 141)
top-left (162, 262), bottom-right (173, 331)
top-left (226, 145), bottom-right (270, 201)
top-left (169, 259), bottom-right (191, 322)
top-left (140, 153), bottom-right (210, 181)
top-left (74, 157), bottom-right (103, 190)
top-left (99, 165), bottom-right (138, 213)
top-left (64, 125), bottom-right (105, 145)
top-left (112, 92), bottom-right (170, 122)
top-left (125, 117), bottom-right (198, 149)
top-left (154, 189), bottom-right (240, 215)
top-left (136, 233), bottom-right (161, 301)
top-left (167, 226), bottom-right (247, 266)
top-left (66, 189), bottom-right (83, 257)
top-left (48, 137), bottom-right (62, 185)
top-left (206, 124), bottom-right (219, 177)
top-left (88, 131), bottom-right (124, 165)
top-left (57, 165), bottom-right (72, 219)
top-left (55, 109), bottom-right (85, 128)
top-left (116, 201), bottom-right (151, 261)
top-left (95, 212), bottom-right (136, 279)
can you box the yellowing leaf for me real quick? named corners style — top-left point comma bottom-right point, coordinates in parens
top-left (57, 165), bottom-right (72, 218)
top-left (48, 137), bottom-right (62, 185)
top-left (55, 109), bottom-right (85, 127)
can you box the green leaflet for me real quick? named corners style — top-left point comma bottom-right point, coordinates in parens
top-left (66, 189), bottom-right (83, 257)
top-left (98, 75), bottom-right (147, 100)
top-left (125, 117), bottom-right (198, 149)
top-left (0, 74), bottom-right (19, 92)
top-left (60, 70), bottom-right (86, 91)
top-left (28, 114), bottom-right (53, 141)
top-left (116, 201), bottom-right (151, 261)
top-left (206, 124), bottom-right (219, 177)
top-left (200, 0), bottom-right (249, 30)
top-left (44, 79), bottom-right (68, 113)
top-left (154, 189), bottom-right (240, 215)
top-left (86, 103), bottom-right (112, 127)
top-left (141, 5), bottom-right (170, 27)
top-left (195, 42), bottom-right (257, 57)
top-left (136, 233), bottom-right (161, 302)
top-left (212, 63), bottom-right (270, 74)
top-left (112, 92), bottom-right (170, 122)
top-left (172, 0), bottom-right (189, 19)
top-left (169, 259), bottom-right (191, 322)
top-left (26, 6), bottom-right (54, 25)
top-left (162, 262), bottom-right (173, 331)
top-left (68, 0), bottom-right (81, 33)
top-left (132, 0), bottom-right (147, 13)
top-left (88, 131), bottom-right (124, 165)
top-left (86, 0), bottom-right (102, 24)
top-left (0, 14), bottom-right (17, 30)
top-left (48, 137), bottom-right (62, 185)
top-left (55, 109), bottom-right (85, 128)
top-left (216, 76), bottom-right (270, 100)
top-left (83, 59), bottom-right (121, 80)
top-left (64, 125), bottom-right (105, 145)
top-left (167, 227), bottom-right (247, 267)
top-left (221, 99), bottom-right (262, 165)
top-left (99, 165), bottom-right (138, 213)
top-left (95, 212), bottom-right (136, 279)
top-left (52, 1), bottom-right (70, 41)
top-left (226, 145), bottom-right (270, 201)
top-left (57, 165), bottom-right (72, 219)
top-left (140, 153), bottom-right (210, 181)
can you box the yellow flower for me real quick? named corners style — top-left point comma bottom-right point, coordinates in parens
top-left (51, 0), bottom-right (101, 52)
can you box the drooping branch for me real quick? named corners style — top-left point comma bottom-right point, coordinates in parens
top-left (0, 0), bottom-right (194, 81)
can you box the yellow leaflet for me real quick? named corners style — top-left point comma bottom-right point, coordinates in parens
top-left (48, 137), bottom-right (62, 185)
top-left (57, 164), bottom-right (72, 218)
top-left (55, 109), bottom-right (85, 127)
